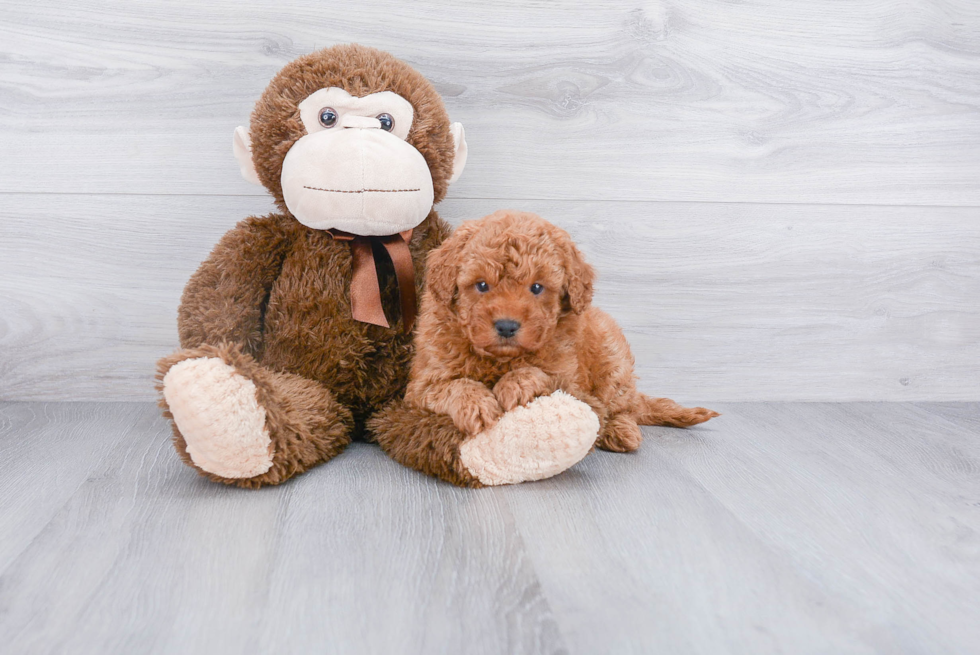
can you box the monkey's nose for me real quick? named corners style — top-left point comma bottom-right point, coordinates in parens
top-left (340, 115), bottom-right (382, 129)
top-left (494, 319), bottom-right (521, 338)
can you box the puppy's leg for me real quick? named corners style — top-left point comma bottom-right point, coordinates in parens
top-left (597, 398), bottom-right (717, 452)
top-left (492, 366), bottom-right (558, 411)
top-left (413, 378), bottom-right (503, 435)
top-left (596, 413), bottom-right (643, 452)
top-left (632, 394), bottom-right (719, 428)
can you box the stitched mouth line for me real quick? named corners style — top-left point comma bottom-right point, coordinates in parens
top-left (303, 186), bottom-right (421, 194)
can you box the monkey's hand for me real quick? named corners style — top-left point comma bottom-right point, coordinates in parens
top-left (459, 391), bottom-right (600, 486)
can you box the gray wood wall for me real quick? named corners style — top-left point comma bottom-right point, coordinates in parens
top-left (1, 0), bottom-right (978, 402)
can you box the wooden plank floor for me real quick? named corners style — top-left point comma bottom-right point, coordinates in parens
top-left (1, 402), bottom-right (977, 654)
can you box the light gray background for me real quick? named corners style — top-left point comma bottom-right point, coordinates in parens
top-left (2, 0), bottom-right (978, 402)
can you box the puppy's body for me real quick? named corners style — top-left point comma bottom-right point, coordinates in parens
top-left (405, 210), bottom-right (717, 452)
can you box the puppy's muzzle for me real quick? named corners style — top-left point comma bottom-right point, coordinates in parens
top-left (494, 319), bottom-right (521, 338)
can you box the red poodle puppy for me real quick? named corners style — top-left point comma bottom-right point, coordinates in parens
top-left (404, 209), bottom-right (718, 453)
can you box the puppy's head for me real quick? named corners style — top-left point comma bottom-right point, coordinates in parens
top-left (426, 210), bottom-right (594, 359)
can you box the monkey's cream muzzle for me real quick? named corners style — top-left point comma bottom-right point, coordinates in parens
top-left (279, 127), bottom-right (435, 236)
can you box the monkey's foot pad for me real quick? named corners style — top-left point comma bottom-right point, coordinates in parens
top-left (162, 357), bottom-right (273, 478)
top-left (459, 390), bottom-right (599, 486)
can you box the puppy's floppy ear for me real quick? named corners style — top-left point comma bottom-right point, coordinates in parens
top-left (425, 221), bottom-right (480, 306)
top-left (556, 228), bottom-right (595, 314)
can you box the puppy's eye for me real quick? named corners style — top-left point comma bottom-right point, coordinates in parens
top-left (530, 283), bottom-right (544, 295)
top-left (318, 107), bottom-right (338, 128)
top-left (475, 281), bottom-right (490, 293)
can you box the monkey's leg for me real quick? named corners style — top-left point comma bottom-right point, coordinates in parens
top-left (368, 400), bottom-right (483, 487)
top-left (157, 343), bottom-right (353, 489)
top-left (370, 391), bottom-right (599, 487)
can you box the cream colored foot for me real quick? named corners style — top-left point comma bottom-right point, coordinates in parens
top-left (458, 391), bottom-right (599, 486)
top-left (162, 357), bottom-right (273, 479)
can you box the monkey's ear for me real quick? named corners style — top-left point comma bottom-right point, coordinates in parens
top-left (448, 122), bottom-right (468, 184)
top-left (233, 126), bottom-right (263, 186)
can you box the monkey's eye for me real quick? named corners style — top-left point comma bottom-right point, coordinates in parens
top-left (530, 283), bottom-right (545, 295)
top-left (475, 281), bottom-right (490, 293)
top-left (318, 108), bottom-right (338, 128)
top-left (377, 113), bottom-right (394, 132)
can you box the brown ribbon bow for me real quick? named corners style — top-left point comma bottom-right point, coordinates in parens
top-left (327, 228), bottom-right (416, 333)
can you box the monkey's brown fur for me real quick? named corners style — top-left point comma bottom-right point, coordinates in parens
top-left (156, 45), bottom-right (455, 488)
top-left (371, 211), bottom-right (718, 485)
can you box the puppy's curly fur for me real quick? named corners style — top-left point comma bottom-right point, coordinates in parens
top-left (403, 210), bottom-right (718, 453)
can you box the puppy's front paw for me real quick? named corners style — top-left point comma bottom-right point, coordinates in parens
top-left (493, 367), bottom-right (554, 411)
top-left (452, 394), bottom-right (504, 435)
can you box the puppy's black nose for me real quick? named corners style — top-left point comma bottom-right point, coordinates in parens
top-left (494, 319), bottom-right (521, 338)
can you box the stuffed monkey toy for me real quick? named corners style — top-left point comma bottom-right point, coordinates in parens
top-left (158, 44), bottom-right (598, 488)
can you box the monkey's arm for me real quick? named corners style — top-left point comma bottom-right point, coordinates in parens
top-left (177, 213), bottom-right (292, 355)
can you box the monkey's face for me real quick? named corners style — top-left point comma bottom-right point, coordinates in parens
top-left (235, 46), bottom-right (468, 237)
top-left (278, 88), bottom-right (434, 236)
